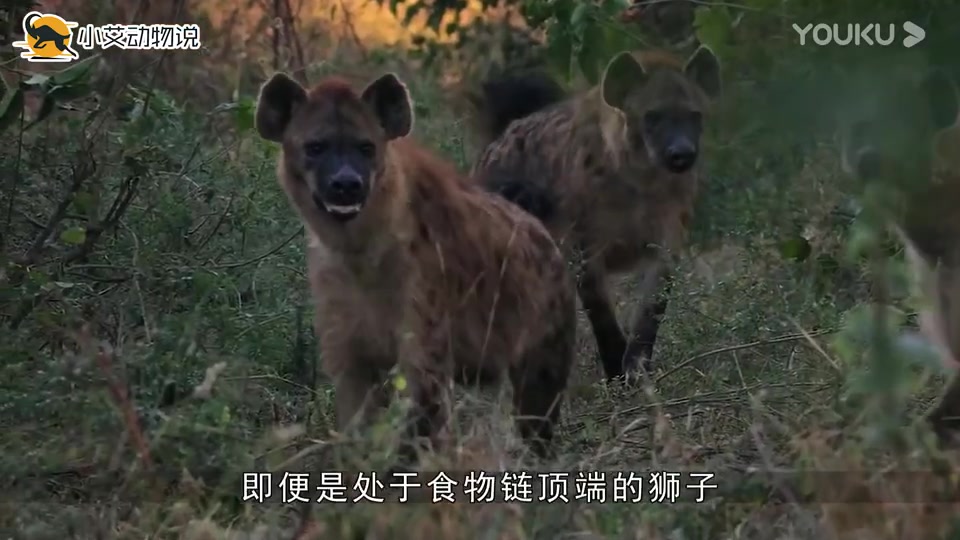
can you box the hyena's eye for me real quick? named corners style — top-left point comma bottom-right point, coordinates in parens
top-left (304, 141), bottom-right (329, 157)
top-left (357, 141), bottom-right (376, 158)
top-left (644, 110), bottom-right (664, 127)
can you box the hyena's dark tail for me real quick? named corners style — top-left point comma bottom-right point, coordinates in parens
top-left (469, 70), bottom-right (567, 145)
top-left (485, 173), bottom-right (556, 222)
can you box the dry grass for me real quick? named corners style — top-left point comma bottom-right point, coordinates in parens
top-left (2, 3), bottom-right (960, 539)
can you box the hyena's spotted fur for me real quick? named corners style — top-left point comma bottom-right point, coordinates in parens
top-left (254, 72), bottom-right (577, 462)
top-left (839, 65), bottom-right (960, 445)
top-left (469, 47), bottom-right (722, 382)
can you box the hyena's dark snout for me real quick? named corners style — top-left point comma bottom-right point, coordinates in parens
top-left (327, 168), bottom-right (365, 203)
top-left (313, 165), bottom-right (369, 221)
top-left (663, 139), bottom-right (698, 173)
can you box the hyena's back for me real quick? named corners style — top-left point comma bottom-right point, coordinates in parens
top-left (470, 98), bottom-right (584, 226)
top-left (469, 71), bottom-right (576, 224)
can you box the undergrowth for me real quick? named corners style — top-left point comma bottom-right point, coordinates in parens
top-left (2, 0), bottom-right (960, 539)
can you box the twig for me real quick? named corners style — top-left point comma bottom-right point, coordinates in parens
top-left (656, 329), bottom-right (837, 383)
top-left (280, 0), bottom-right (309, 83)
top-left (193, 361), bottom-right (228, 399)
top-left (595, 381), bottom-right (832, 419)
top-left (223, 373), bottom-right (318, 396)
top-left (82, 327), bottom-right (153, 469)
top-left (8, 174), bottom-right (141, 329)
top-left (338, 0), bottom-right (369, 61)
top-left (194, 192), bottom-right (235, 253)
top-left (291, 503), bottom-right (318, 540)
top-left (1, 70), bottom-right (26, 252)
top-left (637, 0), bottom-right (783, 16)
top-left (208, 226), bottom-right (302, 270)
top-left (272, 0), bottom-right (282, 71)
top-left (120, 220), bottom-right (152, 344)
top-left (20, 156), bottom-right (96, 265)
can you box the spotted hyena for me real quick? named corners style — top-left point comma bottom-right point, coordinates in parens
top-left (254, 71), bottom-right (577, 461)
top-left (468, 47), bottom-right (722, 383)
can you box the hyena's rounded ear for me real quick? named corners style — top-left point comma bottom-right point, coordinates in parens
top-left (601, 51), bottom-right (647, 110)
top-left (255, 72), bottom-right (307, 143)
top-left (921, 68), bottom-right (959, 131)
top-left (361, 72), bottom-right (414, 140)
top-left (684, 45), bottom-right (721, 99)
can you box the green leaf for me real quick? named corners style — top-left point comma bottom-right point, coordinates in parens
top-left (403, 3), bottom-right (421, 24)
top-left (742, 0), bottom-right (781, 9)
top-left (577, 23), bottom-right (607, 85)
top-left (894, 332), bottom-right (946, 373)
top-left (21, 73), bottom-right (50, 88)
top-left (546, 26), bottom-right (574, 82)
top-left (48, 83), bottom-right (93, 102)
top-left (570, 2), bottom-right (592, 28)
top-left (693, 6), bottom-right (733, 54)
top-left (235, 97), bottom-right (256, 132)
top-left (779, 235), bottom-right (811, 262)
top-left (60, 226), bottom-right (87, 245)
top-left (72, 191), bottom-right (98, 218)
top-left (551, 0), bottom-right (577, 24)
top-left (426, 3), bottom-right (445, 31)
top-left (50, 54), bottom-right (100, 87)
top-left (521, 0), bottom-right (551, 26)
top-left (845, 219), bottom-right (879, 262)
top-left (0, 87), bottom-right (24, 133)
top-left (600, 0), bottom-right (631, 17)
top-left (26, 269), bottom-right (51, 288)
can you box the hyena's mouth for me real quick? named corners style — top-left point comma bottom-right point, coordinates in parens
top-left (324, 202), bottom-right (362, 217)
top-left (313, 192), bottom-right (363, 222)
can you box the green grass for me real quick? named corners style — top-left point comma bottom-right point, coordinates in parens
top-left (2, 42), bottom-right (960, 540)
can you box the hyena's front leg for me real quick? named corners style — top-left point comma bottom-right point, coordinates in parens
top-left (576, 262), bottom-right (630, 380)
top-left (623, 259), bottom-right (674, 380)
top-left (332, 363), bottom-right (391, 433)
top-left (511, 320), bottom-right (575, 460)
top-left (397, 358), bottom-right (453, 466)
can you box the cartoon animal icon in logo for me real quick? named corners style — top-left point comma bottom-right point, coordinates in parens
top-left (12, 11), bottom-right (80, 62)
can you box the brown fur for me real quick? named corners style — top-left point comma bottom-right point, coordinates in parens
top-left (839, 66), bottom-right (960, 446)
top-left (254, 71), bottom-right (577, 461)
top-left (469, 46), bottom-right (722, 382)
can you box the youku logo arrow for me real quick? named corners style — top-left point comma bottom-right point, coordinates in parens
top-left (793, 21), bottom-right (926, 48)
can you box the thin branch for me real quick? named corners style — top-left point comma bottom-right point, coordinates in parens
top-left (596, 381), bottom-right (832, 419)
top-left (208, 226), bottom-right (302, 270)
top-left (656, 329), bottom-right (838, 383)
top-left (20, 157), bottom-right (95, 265)
top-left (79, 327), bottom-right (153, 469)
top-left (1, 70), bottom-right (26, 252)
top-left (281, 0), bottom-right (308, 83)
top-left (338, 0), bottom-right (369, 61)
top-left (194, 193), bottom-right (235, 253)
